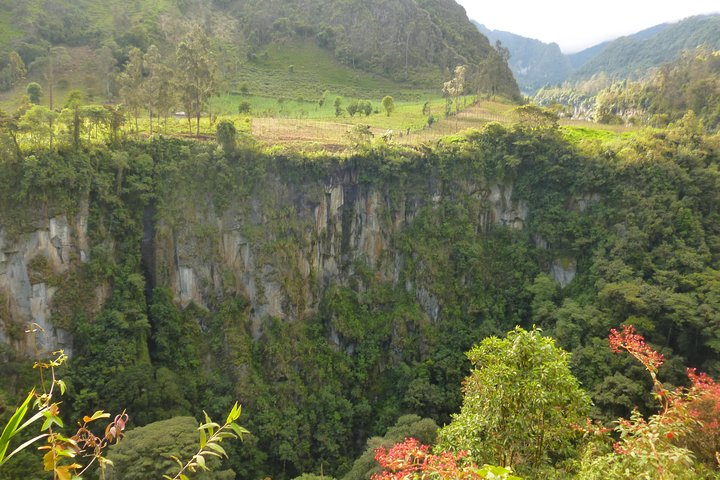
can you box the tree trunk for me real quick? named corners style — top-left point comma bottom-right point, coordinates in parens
top-left (73, 112), bottom-right (80, 148)
top-left (196, 112), bottom-right (200, 137)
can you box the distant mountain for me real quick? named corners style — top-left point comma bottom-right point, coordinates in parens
top-left (571, 14), bottom-right (720, 81)
top-left (473, 22), bottom-right (572, 94)
top-left (567, 42), bottom-right (611, 70)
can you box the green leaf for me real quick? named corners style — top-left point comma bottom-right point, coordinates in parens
top-left (229, 423), bottom-right (249, 439)
top-left (82, 410), bottom-right (110, 423)
top-left (198, 422), bottom-right (220, 431)
top-left (3, 433), bottom-right (49, 463)
top-left (0, 391), bottom-right (34, 462)
top-left (205, 442), bottom-right (227, 457)
top-left (202, 412), bottom-right (215, 436)
top-left (41, 414), bottom-right (64, 432)
top-left (199, 424), bottom-right (207, 449)
top-left (225, 402), bottom-right (241, 424)
top-left (230, 423), bottom-right (250, 440)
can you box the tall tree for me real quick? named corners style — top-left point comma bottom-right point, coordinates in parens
top-left (443, 65), bottom-right (466, 117)
top-left (42, 46), bottom-right (69, 110)
top-left (143, 45), bottom-right (175, 135)
top-left (117, 47), bottom-right (145, 134)
top-left (62, 89), bottom-right (84, 148)
top-left (175, 25), bottom-right (218, 137)
top-left (436, 327), bottom-right (590, 474)
top-left (6, 51), bottom-right (26, 87)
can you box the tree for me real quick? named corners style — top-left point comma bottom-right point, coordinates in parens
top-left (62, 89), bottom-right (85, 148)
top-left (26, 82), bottom-right (42, 105)
top-left (0, 108), bottom-right (21, 158)
top-left (512, 105), bottom-right (559, 130)
top-left (117, 47), bottom-right (145, 134)
top-left (382, 96), bottom-right (394, 117)
top-left (346, 100), bottom-right (359, 117)
top-left (143, 45), bottom-right (175, 135)
top-left (436, 327), bottom-right (591, 473)
top-left (216, 120), bottom-right (237, 155)
top-left (442, 65), bottom-right (466, 116)
top-left (5, 52), bottom-right (26, 87)
top-left (334, 96), bottom-right (343, 117)
top-left (43, 46), bottom-right (70, 110)
top-left (95, 45), bottom-right (117, 100)
top-left (18, 105), bottom-right (58, 149)
top-left (176, 25), bottom-right (218, 137)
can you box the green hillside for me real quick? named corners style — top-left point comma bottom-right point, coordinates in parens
top-left (571, 14), bottom-right (720, 81)
top-left (0, 0), bottom-right (520, 105)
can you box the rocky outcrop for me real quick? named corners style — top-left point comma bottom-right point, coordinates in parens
top-left (551, 257), bottom-right (577, 288)
top-left (153, 172), bottom-right (537, 338)
top-left (0, 207), bottom-right (89, 356)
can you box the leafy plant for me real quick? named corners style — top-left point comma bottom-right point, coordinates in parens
top-left (436, 327), bottom-right (591, 473)
top-left (0, 347), bottom-right (127, 480)
top-left (164, 403), bottom-right (249, 480)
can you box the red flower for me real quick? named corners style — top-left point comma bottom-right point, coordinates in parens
top-left (609, 325), bottom-right (664, 373)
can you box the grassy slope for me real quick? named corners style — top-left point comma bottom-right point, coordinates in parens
top-left (218, 40), bottom-right (433, 102)
top-left (0, 9), bottom-right (21, 51)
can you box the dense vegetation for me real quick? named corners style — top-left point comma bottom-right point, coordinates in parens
top-left (536, 47), bottom-right (720, 130)
top-left (1, 3), bottom-right (720, 478)
top-left (0, 0), bottom-right (519, 105)
top-left (1, 108), bottom-right (719, 477)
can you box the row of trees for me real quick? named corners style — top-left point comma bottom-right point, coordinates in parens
top-left (117, 25), bottom-right (218, 137)
top-left (1, 24), bottom-right (219, 147)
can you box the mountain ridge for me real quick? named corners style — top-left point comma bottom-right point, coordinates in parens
top-left (472, 13), bottom-right (720, 94)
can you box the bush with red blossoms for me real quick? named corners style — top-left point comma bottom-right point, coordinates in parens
top-left (578, 325), bottom-right (720, 479)
top-left (371, 438), bottom-right (519, 480)
top-left (684, 368), bottom-right (720, 467)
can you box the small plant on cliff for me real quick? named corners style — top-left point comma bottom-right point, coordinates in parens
top-left (164, 403), bottom-right (248, 480)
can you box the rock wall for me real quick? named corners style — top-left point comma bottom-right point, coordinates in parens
top-left (153, 171), bottom-right (530, 338)
top-left (1, 163), bottom-right (587, 354)
top-left (0, 203), bottom-right (89, 356)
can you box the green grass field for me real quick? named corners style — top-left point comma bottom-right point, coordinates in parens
top-left (224, 40), bottom-right (433, 102)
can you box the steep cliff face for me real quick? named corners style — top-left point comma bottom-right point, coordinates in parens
top-left (0, 203), bottom-right (91, 356)
top-left (150, 167), bottom-right (531, 340)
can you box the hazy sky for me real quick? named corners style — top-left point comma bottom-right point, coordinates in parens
top-left (456, 1), bottom-right (720, 53)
